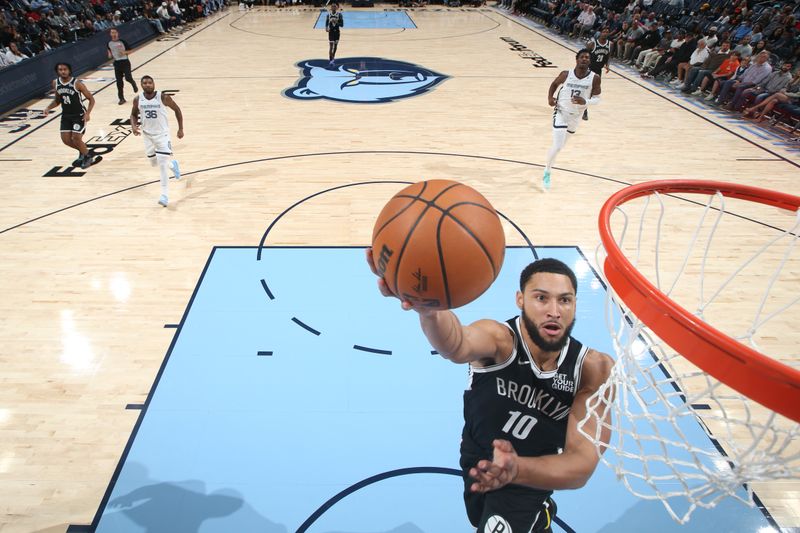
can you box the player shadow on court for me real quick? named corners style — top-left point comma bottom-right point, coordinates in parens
top-left (170, 168), bottom-right (278, 207)
top-left (106, 463), bottom-right (286, 532)
top-left (594, 496), bottom-right (771, 532)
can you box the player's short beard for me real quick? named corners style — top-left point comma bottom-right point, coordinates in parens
top-left (521, 306), bottom-right (575, 352)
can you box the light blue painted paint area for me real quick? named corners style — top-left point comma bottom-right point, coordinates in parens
top-left (314, 11), bottom-right (416, 29)
top-left (95, 247), bottom-right (772, 532)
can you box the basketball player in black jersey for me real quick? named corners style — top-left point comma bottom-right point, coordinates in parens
top-left (43, 63), bottom-right (102, 169)
top-left (583, 27), bottom-right (610, 121)
top-left (587, 27), bottom-right (611, 77)
top-left (367, 253), bottom-right (614, 533)
top-left (326, 3), bottom-right (343, 67)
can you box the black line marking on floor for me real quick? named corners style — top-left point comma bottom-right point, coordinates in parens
top-left (292, 316), bottom-right (321, 336)
top-left (125, 404), bottom-right (144, 410)
top-left (257, 351), bottom-right (274, 356)
top-left (260, 278), bottom-right (275, 300)
top-left (353, 344), bottom-right (392, 355)
top-left (83, 247), bottom-right (218, 530)
top-left (163, 323), bottom-right (179, 328)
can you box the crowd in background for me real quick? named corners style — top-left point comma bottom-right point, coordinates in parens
top-left (508, 0), bottom-right (800, 126)
top-left (0, 0), bottom-right (225, 69)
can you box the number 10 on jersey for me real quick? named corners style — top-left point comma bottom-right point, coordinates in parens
top-left (502, 410), bottom-right (538, 439)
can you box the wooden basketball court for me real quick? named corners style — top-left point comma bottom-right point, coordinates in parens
top-left (0, 6), bottom-right (797, 531)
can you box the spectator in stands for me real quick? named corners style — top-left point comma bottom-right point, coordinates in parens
top-left (701, 26), bottom-right (719, 49)
top-left (111, 10), bottom-right (122, 25)
top-left (635, 29), bottom-right (674, 71)
top-left (0, 41), bottom-right (28, 67)
top-left (681, 40), bottom-right (731, 94)
top-left (715, 50), bottom-right (772, 107)
top-left (78, 17), bottom-right (94, 37)
top-left (733, 35), bottom-right (752, 58)
top-left (735, 61), bottom-right (796, 111)
top-left (671, 38), bottom-right (709, 86)
top-left (714, 6), bottom-right (732, 27)
top-left (749, 23), bottom-right (764, 45)
top-left (646, 31), bottom-right (698, 82)
top-left (731, 18), bottom-right (753, 42)
top-left (743, 71), bottom-right (800, 121)
top-left (156, 1), bottom-right (175, 29)
top-left (572, 4), bottom-right (595, 40)
top-left (697, 51), bottom-right (742, 98)
top-left (143, 2), bottom-right (166, 33)
top-left (620, 16), bottom-right (647, 62)
top-left (626, 23), bottom-right (660, 65)
top-left (168, 0), bottom-right (184, 25)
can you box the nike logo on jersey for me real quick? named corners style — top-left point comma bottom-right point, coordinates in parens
top-left (518, 358), bottom-right (530, 365)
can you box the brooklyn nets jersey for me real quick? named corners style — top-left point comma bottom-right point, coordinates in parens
top-left (461, 317), bottom-right (589, 494)
top-left (556, 68), bottom-right (595, 115)
top-left (590, 37), bottom-right (611, 68)
top-left (137, 91), bottom-right (170, 137)
top-left (55, 77), bottom-right (84, 117)
top-left (326, 11), bottom-right (343, 32)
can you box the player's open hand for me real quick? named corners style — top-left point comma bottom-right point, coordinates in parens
top-left (365, 247), bottom-right (430, 313)
top-left (469, 439), bottom-right (519, 493)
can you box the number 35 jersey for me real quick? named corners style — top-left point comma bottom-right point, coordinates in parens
top-left (461, 316), bottom-right (589, 461)
top-left (138, 91), bottom-right (171, 137)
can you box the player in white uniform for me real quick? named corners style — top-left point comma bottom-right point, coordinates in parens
top-left (130, 75), bottom-right (184, 207)
top-left (542, 49), bottom-right (601, 190)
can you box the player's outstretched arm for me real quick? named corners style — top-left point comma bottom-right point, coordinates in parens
top-left (365, 247), bottom-right (512, 365)
top-left (163, 93), bottom-right (184, 138)
top-left (469, 350), bottom-right (614, 491)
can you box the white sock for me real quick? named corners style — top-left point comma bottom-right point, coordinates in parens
top-left (545, 128), bottom-right (568, 172)
top-left (157, 154), bottom-right (170, 197)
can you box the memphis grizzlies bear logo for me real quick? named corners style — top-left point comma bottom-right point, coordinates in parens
top-left (284, 57), bottom-right (448, 103)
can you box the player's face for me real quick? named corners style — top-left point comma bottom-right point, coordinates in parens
top-left (517, 273), bottom-right (577, 353)
top-left (57, 64), bottom-right (71, 78)
top-left (576, 52), bottom-right (591, 68)
top-left (110, 29), bottom-right (118, 39)
top-left (141, 78), bottom-right (156, 93)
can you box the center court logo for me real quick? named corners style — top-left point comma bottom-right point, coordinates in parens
top-left (284, 57), bottom-right (448, 103)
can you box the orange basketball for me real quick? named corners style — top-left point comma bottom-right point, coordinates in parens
top-left (371, 179), bottom-right (505, 310)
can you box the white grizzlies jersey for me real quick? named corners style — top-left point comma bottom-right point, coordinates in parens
top-left (138, 91), bottom-right (170, 137)
top-left (556, 68), bottom-right (595, 115)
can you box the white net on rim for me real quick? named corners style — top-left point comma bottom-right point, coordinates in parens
top-left (577, 185), bottom-right (800, 524)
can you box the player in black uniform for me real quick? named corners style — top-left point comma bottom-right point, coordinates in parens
top-left (587, 27), bottom-right (611, 77)
top-left (326, 3), bottom-right (343, 67)
top-left (583, 27), bottom-right (610, 120)
top-left (367, 254), bottom-right (614, 533)
top-left (43, 63), bottom-right (101, 169)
